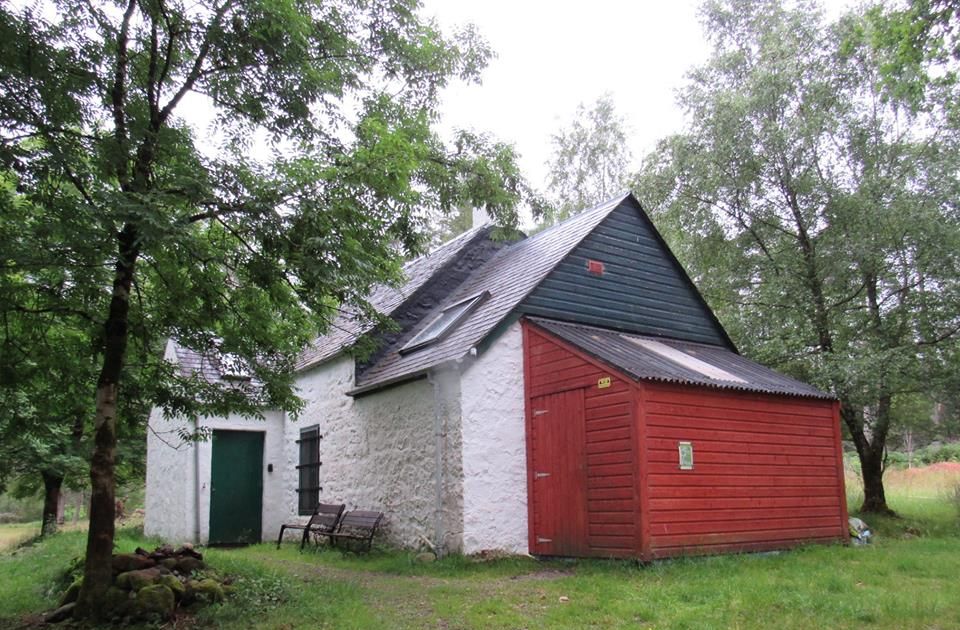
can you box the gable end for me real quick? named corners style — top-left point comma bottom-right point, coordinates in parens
top-left (517, 196), bottom-right (735, 349)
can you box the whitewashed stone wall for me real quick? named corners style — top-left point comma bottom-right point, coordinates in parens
top-left (460, 321), bottom-right (529, 554)
top-left (144, 408), bottom-right (286, 545)
top-left (147, 339), bottom-right (485, 553)
top-left (144, 405), bottom-right (194, 543)
top-left (292, 357), bottom-right (464, 552)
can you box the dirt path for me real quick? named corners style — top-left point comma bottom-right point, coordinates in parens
top-left (249, 552), bottom-right (574, 628)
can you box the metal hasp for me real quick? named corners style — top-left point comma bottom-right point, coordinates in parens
top-left (534, 472), bottom-right (551, 479)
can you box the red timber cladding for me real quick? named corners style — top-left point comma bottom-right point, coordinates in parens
top-left (642, 382), bottom-right (849, 558)
top-left (524, 323), bottom-right (638, 557)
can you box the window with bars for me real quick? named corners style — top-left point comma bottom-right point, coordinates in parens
top-left (297, 426), bottom-right (321, 515)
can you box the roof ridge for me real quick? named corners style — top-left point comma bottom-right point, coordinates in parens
top-left (520, 191), bottom-right (630, 243)
top-left (401, 223), bottom-right (492, 273)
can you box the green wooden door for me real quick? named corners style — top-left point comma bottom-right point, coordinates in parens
top-left (209, 430), bottom-right (263, 545)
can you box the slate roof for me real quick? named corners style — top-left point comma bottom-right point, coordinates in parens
top-left (173, 343), bottom-right (223, 383)
top-left (296, 224), bottom-right (496, 372)
top-left (531, 318), bottom-right (834, 400)
top-left (172, 342), bottom-right (261, 392)
top-left (347, 194), bottom-right (628, 394)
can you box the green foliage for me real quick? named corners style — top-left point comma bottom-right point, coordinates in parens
top-left (632, 0), bottom-right (960, 511)
top-left (0, 0), bottom-right (537, 421)
top-left (0, 494), bottom-right (43, 524)
top-left (543, 94), bottom-right (630, 225)
top-left (887, 441), bottom-right (960, 467)
top-left (857, 0), bottom-right (960, 109)
top-left (0, 0), bottom-right (539, 602)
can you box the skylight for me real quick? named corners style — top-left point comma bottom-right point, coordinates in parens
top-left (219, 352), bottom-right (252, 382)
top-left (622, 336), bottom-right (747, 383)
top-left (399, 291), bottom-right (490, 355)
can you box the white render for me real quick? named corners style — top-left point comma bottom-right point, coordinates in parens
top-left (292, 356), bottom-right (464, 551)
top-left (459, 321), bottom-right (529, 554)
top-left (146, 324), bottom-right (527, 554)
top-left (144, 406), bottom-right (287, 545)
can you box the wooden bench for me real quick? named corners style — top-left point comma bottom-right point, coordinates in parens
top-left (327, 510), bottom-right (383, 552)
top-left (276, 503), bottom-right (345, 551)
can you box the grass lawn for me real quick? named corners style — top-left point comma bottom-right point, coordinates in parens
top-left (0, 467), bottom-right (957, 629)
top-left (0, 523), bottom-right (40, 553)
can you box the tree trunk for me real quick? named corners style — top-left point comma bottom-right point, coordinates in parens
top-left (74, 225), bottom-right (138, 618)
top-left (74, 490), bottom-right (84, 524)
top-left (859, 447), bottom-right (892, 514)
top-left (842, 403), bottom-right (894, 515)
top-left (40, 471), bottom-right (63, 537)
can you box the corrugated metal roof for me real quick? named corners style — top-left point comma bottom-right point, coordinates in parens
top-left (348, 194), bottom-right (630, 393)
top-left (296, 224), bottom-right (495, 371)
top-left (532, 318), bottom-right (834, 400)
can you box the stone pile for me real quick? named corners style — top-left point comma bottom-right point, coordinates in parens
top-left (48, 544), bottom-right (232, 623)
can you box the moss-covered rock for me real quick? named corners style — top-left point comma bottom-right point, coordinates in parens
top-left (134, 584), bottom-right (175, 619)
top-left (175, 556), bottom-right (205, 574)
top-left (157, 574), bottom-right (186, 600)
top-left (103, 586), bottom-right (134, 618)
top-left (116, 567), bottom-right (163, 591)
top-left (160, 557), bottom-right (178, 570)
top-left (58, 577), bottom-right (82, 607)
top-left (112, 553), bottom-right (155, 574)
top-left (187, 578), bottom-right (224, 603)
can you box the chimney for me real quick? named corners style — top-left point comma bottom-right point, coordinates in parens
top-left (472, 206), bottom-right (492, 228)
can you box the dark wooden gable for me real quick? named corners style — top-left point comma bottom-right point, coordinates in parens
top-left (517, 196), bottom-right (734, 349)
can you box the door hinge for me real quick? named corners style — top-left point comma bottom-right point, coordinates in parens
top-left (533, 409), bottom-right (548, 416)
top-left (534, 471), bottom-right (551, 479)
top-left (536, 536), bottom-right (552, 544)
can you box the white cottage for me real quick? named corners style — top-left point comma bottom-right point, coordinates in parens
top-left (145, 192), bottom-right (843, 558)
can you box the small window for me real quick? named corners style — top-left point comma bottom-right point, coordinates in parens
top-left (218, 352), bottom-right (251, 382)
top-left (678, 441), bottom-right (694, 470)
top-left (399, 291), bottom-right (490, 354)
top-left (296, 426), bottom-right (321, 515)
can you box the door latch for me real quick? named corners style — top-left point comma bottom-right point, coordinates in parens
top-left (533, 409), bottom-right (548, 416)
top-left (536, 537), bottom-right (552, 544)
top-left (534, 471), bottom-right (551, 479)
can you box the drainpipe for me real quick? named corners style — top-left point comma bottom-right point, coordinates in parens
top-left (193, 418), bottom-right (202, 544)
top-left (428, 371), bottom-right (445, 558)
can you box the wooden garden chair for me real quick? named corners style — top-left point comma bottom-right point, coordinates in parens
top-left (276, 502), bottom-right (345, 551)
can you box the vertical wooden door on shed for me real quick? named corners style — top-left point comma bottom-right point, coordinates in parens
top-left (209, 430), bottom-right (263, 545)
top-left (529, 389), bottom-right (589, 556)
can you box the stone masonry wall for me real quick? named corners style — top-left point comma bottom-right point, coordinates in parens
top-left (460, 321), bottom-right (529, 554)
top-left (144, 408), bottom-right (286, 544)
top-left (293, 356), bottom-right (463, 551)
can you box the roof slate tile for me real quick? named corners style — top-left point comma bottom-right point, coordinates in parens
top-left (349, 194), bottom-right (628, 392)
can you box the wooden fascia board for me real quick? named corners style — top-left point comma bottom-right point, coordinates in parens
top-left (521, 320), bottom-right (537, 555)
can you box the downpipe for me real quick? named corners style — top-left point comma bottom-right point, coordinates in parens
top-left (193, 418), bottom-right (202, 544)
top-left (428, 371), bottom-right (445, 558)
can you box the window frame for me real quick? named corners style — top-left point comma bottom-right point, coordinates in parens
top-left (398, 290), bottom-right (490, 355)
top-left (296, 425), bottom-right (322, 515)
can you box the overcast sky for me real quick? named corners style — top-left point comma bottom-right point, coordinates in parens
top-left (421, 0), bottom-right (857, 193)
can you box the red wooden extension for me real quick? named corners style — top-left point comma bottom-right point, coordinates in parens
top-left (522, 319), bottom-right (849, 560)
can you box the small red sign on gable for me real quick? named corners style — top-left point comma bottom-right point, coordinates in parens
top-left (586, 259), bottom-right (605, 275)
